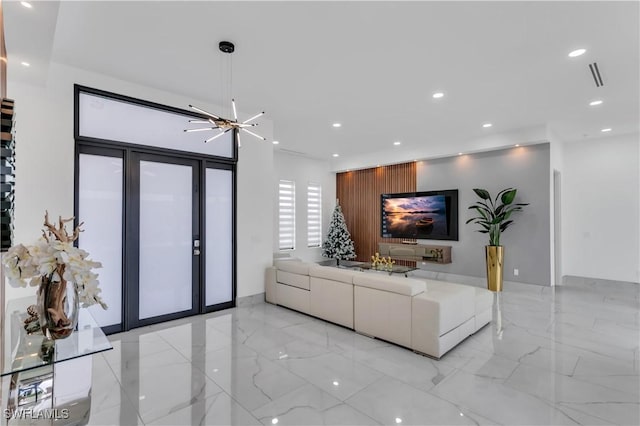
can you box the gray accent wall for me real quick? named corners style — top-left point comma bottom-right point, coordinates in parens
top-left (416, 143), bottom-right (551, 286)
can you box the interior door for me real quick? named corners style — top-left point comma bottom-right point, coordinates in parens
top-left (129, 153), bottom-right (200, 327)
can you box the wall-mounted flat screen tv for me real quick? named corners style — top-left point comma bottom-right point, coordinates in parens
top-left (381, 189), bottom-right (459, 240)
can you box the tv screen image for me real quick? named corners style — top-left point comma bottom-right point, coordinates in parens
top-left (381, 190), bottom-right (458, 240)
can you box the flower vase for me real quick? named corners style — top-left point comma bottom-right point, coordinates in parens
top-left (37, 274), bottom-right (79, 340)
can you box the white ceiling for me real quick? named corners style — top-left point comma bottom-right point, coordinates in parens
top-left (4, 1), bottom-right (639, 166)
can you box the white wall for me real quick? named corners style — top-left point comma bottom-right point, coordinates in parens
top-left (562, 133), bottom-right (640, 283)
top-left (273, 151), bottom-right (336, 262)
top-left (6, 61), bottom-right (273, 302)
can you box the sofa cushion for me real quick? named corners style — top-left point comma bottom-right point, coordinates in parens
top-left (276, 270), bottom-right (310, 290)
top-left (310, 277), bottom-right (354, 328)
top-left (354, 285), bottom-right (412, 347)
top-left (275, 260), bottom-right (311, 275)
top-left (308, 265), bottom-right (355, 284)
top-left (276, 282), bottom-right (310, 314)
top-left (352, 274), bottom-right (425, 296)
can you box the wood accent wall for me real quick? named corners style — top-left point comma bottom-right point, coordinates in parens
top-left (337, 163), bottom-right (416, 262)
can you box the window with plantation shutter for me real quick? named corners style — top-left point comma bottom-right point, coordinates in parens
top-left (307, 183), bottom-right (322, 248)
top-left (278, 180), bottom-right (295, 250)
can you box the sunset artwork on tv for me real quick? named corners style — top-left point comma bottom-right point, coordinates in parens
top-left (381, 190), bottom-right (459, 240)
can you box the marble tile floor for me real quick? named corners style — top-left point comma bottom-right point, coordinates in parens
top-left (88, 277), bottom-right (639, 425)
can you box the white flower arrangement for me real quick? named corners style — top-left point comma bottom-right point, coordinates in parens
top-left (2, 212), bottom-right (107, 309)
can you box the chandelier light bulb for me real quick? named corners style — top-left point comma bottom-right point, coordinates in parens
top-left (568, 48), bottom-right (586, 58)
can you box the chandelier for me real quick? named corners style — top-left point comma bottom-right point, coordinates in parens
top-left (184, 41), bottom-right (266, 146)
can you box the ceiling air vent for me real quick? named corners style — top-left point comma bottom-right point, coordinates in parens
top-left (588, 62), bottom-right (604, 87)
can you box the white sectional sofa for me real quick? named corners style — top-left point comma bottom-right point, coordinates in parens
top-left (264, 260), bottom-right (493, 359)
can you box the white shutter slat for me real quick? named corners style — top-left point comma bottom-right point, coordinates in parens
top-left (278, 180), bottom-right (296, 250)
top-left (307, 183), bottom-right (322, 248)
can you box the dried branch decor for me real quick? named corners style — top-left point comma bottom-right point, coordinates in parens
top-left (3, 211), bottom-right (107, 336)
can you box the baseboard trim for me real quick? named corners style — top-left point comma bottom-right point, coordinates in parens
top-left (237, 292), bottom-right (266, 306)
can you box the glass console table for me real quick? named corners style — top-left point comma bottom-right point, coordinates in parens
top-left (1, 297), bottom-right (112, 425)
top-left (316, 259), bottom-right (417, 276)
top-left (353, 263), bottom-right (417, 276)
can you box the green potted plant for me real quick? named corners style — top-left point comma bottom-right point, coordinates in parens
top-left (466, 188), bottom-right (528, 291)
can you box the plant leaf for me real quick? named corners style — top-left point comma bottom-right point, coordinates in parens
top-left (501, 189), bottom-right (517, 205)
top-left (500, 220), bottom-right (513, 232)
top-left (473, 189), bottom-right (490, 200)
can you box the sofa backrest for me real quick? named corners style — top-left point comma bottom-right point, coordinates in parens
top-left (308, 265), bottom-right (356, 284)
top-left (353, 274), bottom-right (426, 296)
top-left (274, 260), bottom-right (312, 275)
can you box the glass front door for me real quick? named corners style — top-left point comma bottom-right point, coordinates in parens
top-left (130, 153), bottom-right (200, 327)
top-left (75, 86), bottom-right (236, 333)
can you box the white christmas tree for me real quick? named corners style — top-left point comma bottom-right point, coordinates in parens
top-left (322, 201), bottom-right (356, 264)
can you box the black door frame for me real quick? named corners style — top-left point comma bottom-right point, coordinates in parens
top-left (74, 85), bottom-right (238, 334)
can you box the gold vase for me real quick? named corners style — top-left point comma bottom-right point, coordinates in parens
top-left (485, 245), bottom-right (504, 292)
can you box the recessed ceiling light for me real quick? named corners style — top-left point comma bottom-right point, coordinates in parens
top-left (272, 140), bottom-right (279, 145)
top-left (515, 144), bottom-right (520, 147)
top-left (271, 419), bottom-right (278, 425)
top-left (458, 152), bottom-right (463, 156)
top-left (393, 141), bottom-right (401, 146)
top-left (21, 2), bottom-right (33, 9)
top-left (601, 128), bottom-right (612, 132)
top-left (332, 123), bottom-right (341, 128)
top-left (332, 381), bottom-right (339, 386)
top-left (482, 123), bottom-right (492, 128)
top-left (395, 418), bottom-right (403, 424)
top-left (376, 164), bottom-right (381, 167)
top-left (432, 92), bottom-right (444, 99)
top-left (332, 153), bottom-right (339, 157)
top-left (568, 48), bottom-right (586, 58)
top-left (20, 62), bottom-right (30, 67)
top-left (589, 100), bottom-right (603, 106)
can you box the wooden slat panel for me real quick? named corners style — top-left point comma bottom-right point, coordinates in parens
top-left (337, 163), bottom-right (416, 263)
